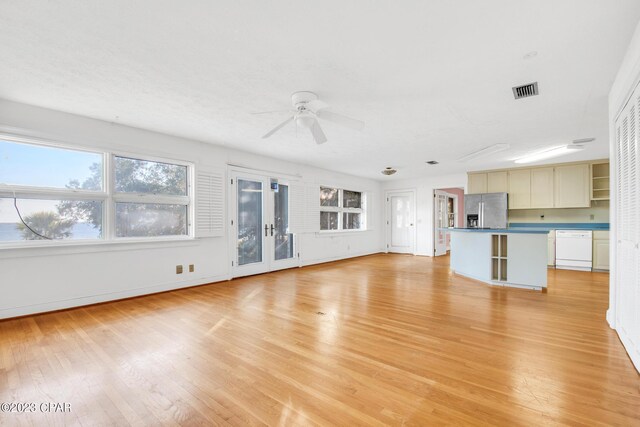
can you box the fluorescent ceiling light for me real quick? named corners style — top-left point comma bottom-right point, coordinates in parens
top-left (457, 143), bottom-right (510, 162)
top-left (514, 145), bottom-right (584, 164)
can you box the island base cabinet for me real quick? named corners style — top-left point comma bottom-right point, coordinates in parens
top-left (506, 234), bottom-right (548, 288)
top-left (450, 231), bottom-right (548, 290)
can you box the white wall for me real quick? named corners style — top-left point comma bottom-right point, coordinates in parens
top-left (0, 99), bottom-right (384, 319)
top-left (382, 173), bottom-right (467, 256)
top-left (608, 18), bottom-right (640, 372)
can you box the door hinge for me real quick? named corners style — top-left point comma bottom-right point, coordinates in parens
top-left (231, 219), bottom-right (234, 226)
top-left (297, 252), bottom-right (300, 258)
top-left (387, 244), bottom-right (389, 248)
top-left (231, 179), bottom-right (234, 184)
top-left (434, 248), bottom-right (436, 254)
top-left (387, 198), bottom-right (389, 202)
top-left (231, 261), bottom-right (234, 266)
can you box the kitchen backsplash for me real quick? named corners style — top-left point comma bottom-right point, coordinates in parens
top-left (508, 201), bottom-right (610, 223)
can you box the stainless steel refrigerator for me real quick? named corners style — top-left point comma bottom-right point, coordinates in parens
top-left (464, 192), bottom-right (508, 229)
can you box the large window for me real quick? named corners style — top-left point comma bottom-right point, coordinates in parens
top-left (0, 137), bottom-right (191, 244)
top-left (319, 187), bottom-right (365, 231)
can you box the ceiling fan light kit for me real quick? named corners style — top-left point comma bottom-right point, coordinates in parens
top-left (260, 91), bottom-right (365, 145)
top-left (381, 167), bottom-right (397, 176)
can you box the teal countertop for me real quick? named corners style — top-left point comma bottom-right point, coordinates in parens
top-left (444, 228), bottom-right (550, 234)
top-left (441, 222), bottom-right (609, 234)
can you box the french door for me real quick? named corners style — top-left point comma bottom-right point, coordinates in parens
top-left (230, 170), bottom-right (298, 277)
top-left (434, 190), bottom-right (449, 256)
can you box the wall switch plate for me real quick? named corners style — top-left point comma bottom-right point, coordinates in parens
top-left (176, 265), bottom-right (183, 274)
top-left (189, 264), bottom-right (194, 272)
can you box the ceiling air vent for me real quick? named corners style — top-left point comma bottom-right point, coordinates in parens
top-left (512, 82), bottom-right (539, 99)
top-left (426, 160), bottom-right (439, 165)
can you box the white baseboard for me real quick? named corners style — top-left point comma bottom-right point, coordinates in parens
top-left (0, 274), bottom-right (230, 320)
top-left (606, 309), bottom-right (616, 329)
top-left (616, 327), bottom-right (640, 374)
top-left (301, 250), bottom-right (383, 267)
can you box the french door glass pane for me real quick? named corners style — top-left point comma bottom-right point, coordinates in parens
top-left (238, 179), bottom-right (263, 265)
top-left (274, 184), bottom-right (294, 260)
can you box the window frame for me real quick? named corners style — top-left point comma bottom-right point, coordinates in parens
top-left (0, 134), bottom-right (194, 248)
top-left (319, 186), bottom-right (366, 232)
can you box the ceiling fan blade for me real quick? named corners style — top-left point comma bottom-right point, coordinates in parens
top-left (317, 110), bottom-right (365, 131)
top-left (306, 99), bottom-right (330, 113)
top-left (251, 109), bottom-right (292, 115)
top-left (310, 119), bottom-right (328, 144)
top-left (262, 116), bottom-right (294, 138)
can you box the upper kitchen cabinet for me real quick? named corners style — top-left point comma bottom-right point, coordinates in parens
top-left (530, 167), bottom-right (555, 208)
top-left (468, 173), bottom-right (488, 194)
top-left (508, 169), bottom-right (531, 209)
top-left (591, 162), bottom-right (610, 201)
top-left (554, 164), bottom-right (590, 208)
top-left (487, 171), bottom-right (508, 193)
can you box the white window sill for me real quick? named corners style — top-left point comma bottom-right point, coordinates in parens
top-left (0, 236), bottom-right (199, 259)
top-left (316, 229), bottom-right (369, 237)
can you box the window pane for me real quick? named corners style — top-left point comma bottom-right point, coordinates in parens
top-left (237, 179), bottom-right (263, 265)
top-left (343, 190), bottom-right (362, 209)
top-left (115, 157), bottom-right (187, 196)
top-left (320, 211), bottom-right (339, 230)
top-left (320, 187), bottom-right (339, 207)
top-left (0, 140), bottom-right (103, 190)
top-left (343, 212), bottom-right (361, 230)
top-left (274, 184), bottom-right (294, 260)
top-left (0, 198), bottom-right (102, 241)
top-left (115, 203), bottom-right (187, 237)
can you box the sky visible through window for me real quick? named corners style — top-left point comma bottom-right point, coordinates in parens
top-left (0, 140), bottom-right (102, 222)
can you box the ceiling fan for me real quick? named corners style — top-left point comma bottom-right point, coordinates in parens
top-left (256, 91), bottom-right (365, 144)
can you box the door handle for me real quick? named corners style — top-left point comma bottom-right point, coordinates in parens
top-left (270, 224), bottom-right (275, 236)
top-left (264, 224), bottom-right (268, 237)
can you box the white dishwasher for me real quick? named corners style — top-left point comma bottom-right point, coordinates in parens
top-left (555, 230), bottom-right (593, 271)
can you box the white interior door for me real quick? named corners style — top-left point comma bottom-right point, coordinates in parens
top-left (386, 191), bottom-right (415, 254)
top-left (434, 190), bottom-right (449, 256)
top-left (231, 171), bottom-right (298, 278)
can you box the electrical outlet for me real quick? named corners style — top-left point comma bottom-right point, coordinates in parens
top-left (176, 265), bottom-right (183, 274)
top-left (189, 264), bottom-right (194, 273)
top-left (590, 214), bottom-right (595, 220)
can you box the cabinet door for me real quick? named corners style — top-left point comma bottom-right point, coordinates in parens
top-left (487, 171), bottom-right (508, 193)
top-left (508, 169), bottom-right (531, 209)
top-left (531, 167), bottom-right (554, 208)
top-left (593, 240), bottom-right (610, 270)
top-left (468, 173), bottom-right (487, 194)
top-left (554, 164), bottom-right (590, 208)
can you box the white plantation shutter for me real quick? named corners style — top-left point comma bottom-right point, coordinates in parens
top-left (614, 84), bottom-right (640, 358)
top-left (195, 169), bottom-right (224, 237)
top-left (304, 183), bottom-right (320, 233)
top-left (366, 192), bottom-right (374, 230)
top-left (289, 183), bottom-right (305, 233)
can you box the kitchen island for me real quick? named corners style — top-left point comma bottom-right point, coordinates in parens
top-left (446, 228), bottom-right (550, 290)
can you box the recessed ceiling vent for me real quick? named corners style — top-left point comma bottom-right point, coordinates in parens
top-left (512, 82), bottom-right (539, 99)
top-left (426, 160), bottom-right (439, 165)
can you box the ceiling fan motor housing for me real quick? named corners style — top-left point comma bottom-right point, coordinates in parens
top-left (291, 91), bottom-right (318, 109)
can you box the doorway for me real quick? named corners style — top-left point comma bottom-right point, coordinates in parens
top-left (385, 190), bottom-right (416, 254)
top-left (230, 169), bottom-right (299, 278)
top-left (434, 188), bottom-right (464, 256)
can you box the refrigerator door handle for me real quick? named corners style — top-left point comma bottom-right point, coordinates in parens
top-left (479, 202), bottom-right (484, 228)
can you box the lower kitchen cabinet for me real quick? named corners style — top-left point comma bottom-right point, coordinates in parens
top-left (593, 230), bottom-right (610, 271)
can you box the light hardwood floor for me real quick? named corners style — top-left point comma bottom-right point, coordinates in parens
top-left (0, 254), bottom-right (638, 426)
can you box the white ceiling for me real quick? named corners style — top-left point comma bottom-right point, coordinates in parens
top-left (1, 1), bottom-right (639, 180)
